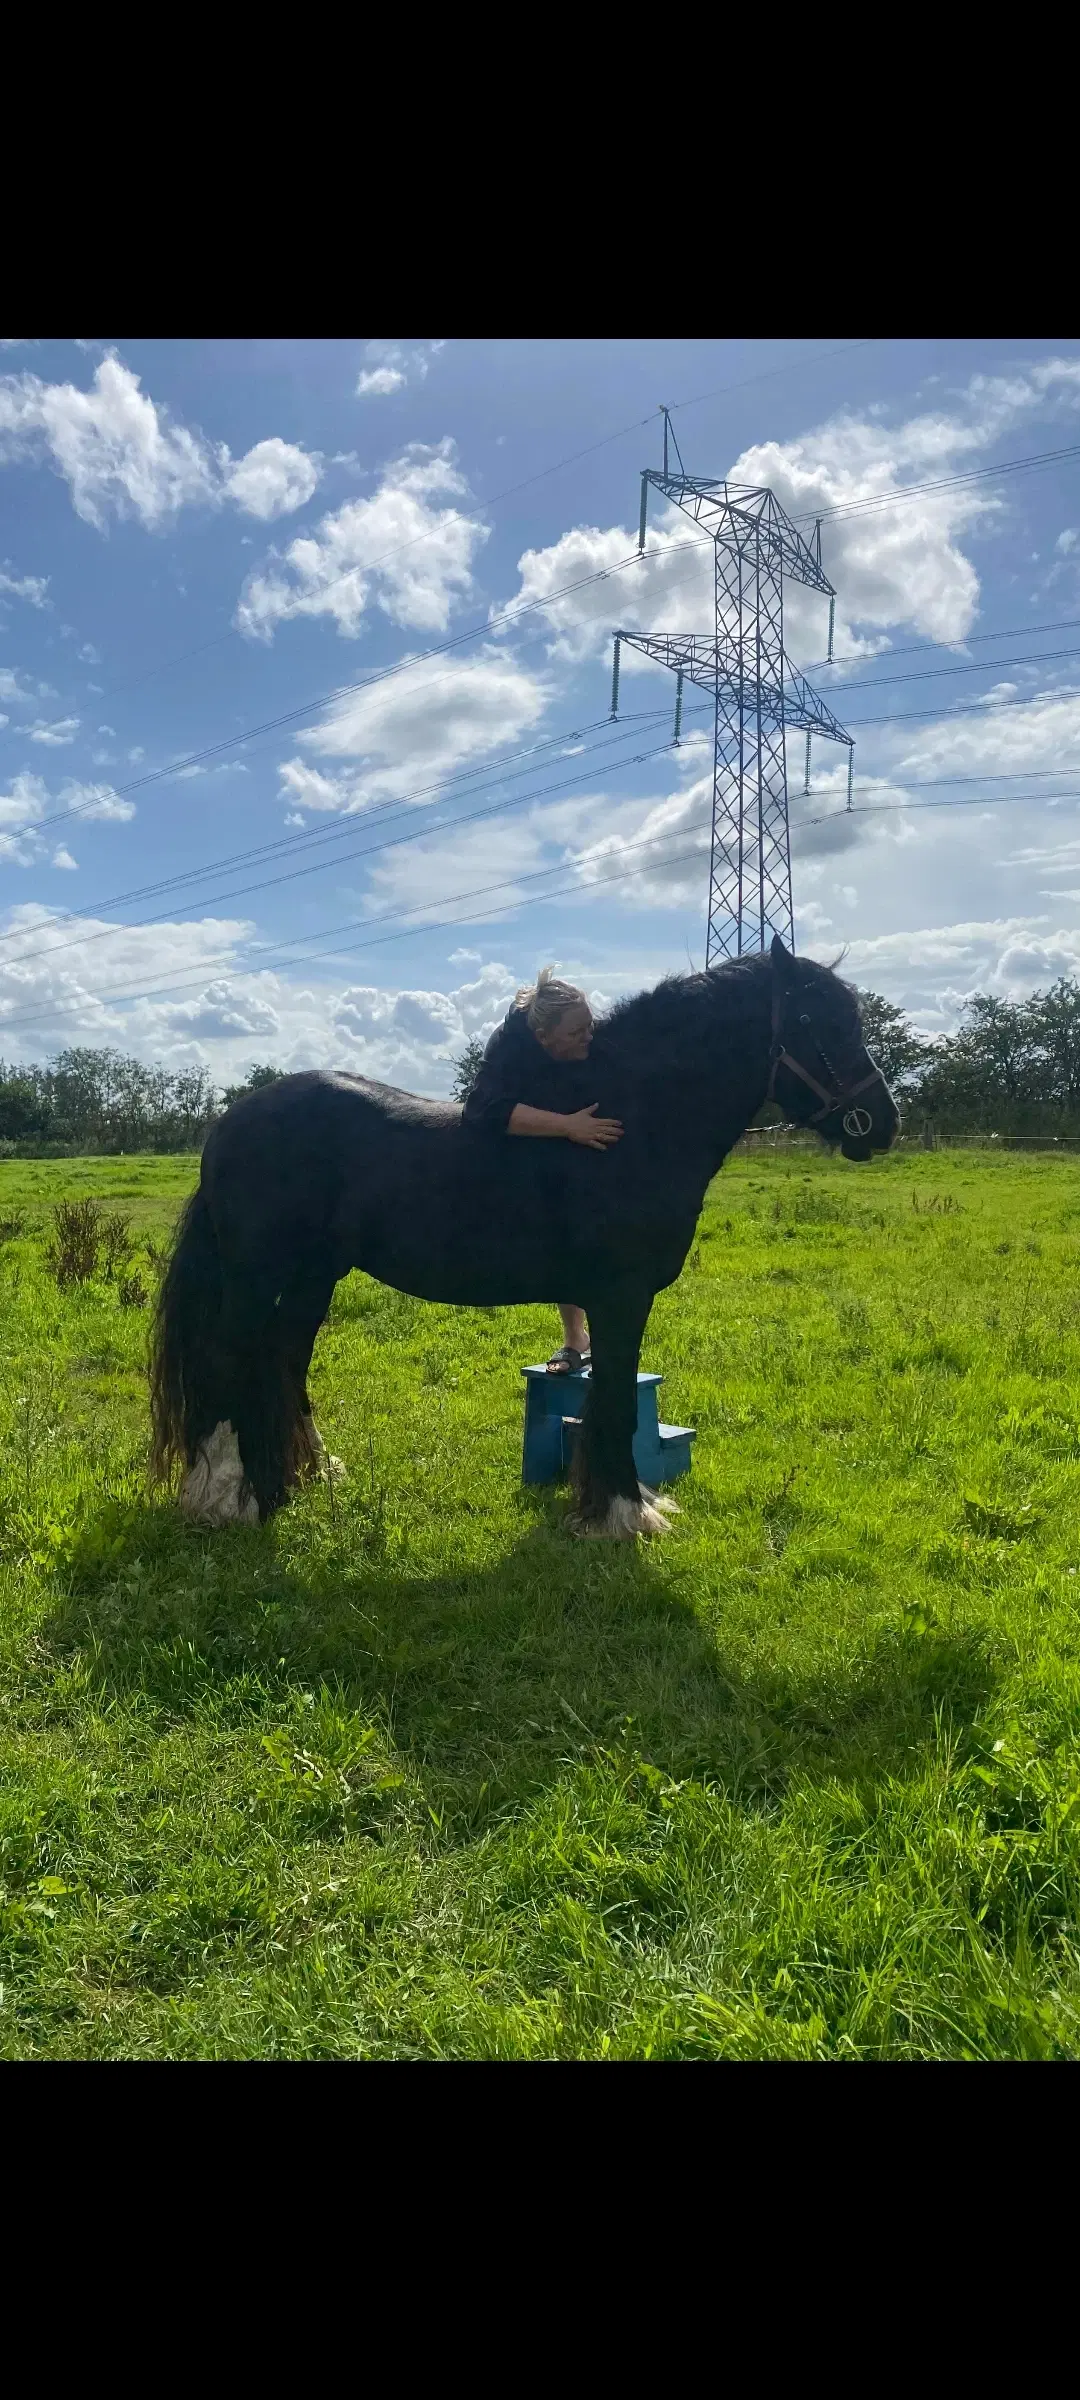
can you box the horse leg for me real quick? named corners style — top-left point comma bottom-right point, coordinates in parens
top-left (276, 1260), bottom-right (344, 1484)
top-left (569, 1280), bottom-right (676, 1539)
top-left (180, 1261), bottom-right (295, 1527)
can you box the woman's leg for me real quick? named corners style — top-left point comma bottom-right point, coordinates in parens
top-left (559, 1303), bottom-right (589, 1352)
top-left (547, 1301), bottom-right (590, 1373)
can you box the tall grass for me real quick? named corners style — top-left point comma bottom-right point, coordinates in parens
top-left (0, 1146), bottom-right (1078, 2058)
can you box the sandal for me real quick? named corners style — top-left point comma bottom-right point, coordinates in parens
top-left (546, 1345), bottom-right (591, 1375)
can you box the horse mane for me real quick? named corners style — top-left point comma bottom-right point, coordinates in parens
top-left (596, 953), bottom-right (771, 1072)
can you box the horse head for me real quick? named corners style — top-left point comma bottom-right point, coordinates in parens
top-left (766, 933), bottom-right (899, 1161)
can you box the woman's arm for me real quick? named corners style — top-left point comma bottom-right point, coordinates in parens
top-left (509, 1102), bottom-right (623, 1149)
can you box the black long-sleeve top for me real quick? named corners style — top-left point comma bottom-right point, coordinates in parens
top-left (461, 1007), bottom-right (591, 1133)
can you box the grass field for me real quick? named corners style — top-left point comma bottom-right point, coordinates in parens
top-left (2, 1141), bottom-right (1080, 2059)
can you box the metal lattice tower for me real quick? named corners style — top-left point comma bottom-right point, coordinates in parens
top-left (610, 413), bottom-right (854, 961)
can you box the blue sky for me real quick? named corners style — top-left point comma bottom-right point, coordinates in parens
top-left (4, 334), bottom-right (1080, 1090)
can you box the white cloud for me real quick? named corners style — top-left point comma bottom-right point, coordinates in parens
top-left (285, 646), bottom-right (549, 807)
top-left (566, 773), bottom-right (712, 910)
top-left (882, 684), bottom-right (1080, 787)
top-left (276, 760), bottom-right (352, 816)
top-left (357, 366), bottom-right (406, 398)
top-left (155, 978), bottom-right (281, 1039)
top-left (0, 770), bottom-right (48, 859)
top-left (0, 899), bottom-right (527, 1093)
top-left (0, 355), bottom-right (217, 529)
top-left (355, 339), bottom-right (444, 400)
top-left (365, 813), bottom-right (549, 922)
top-left (61, 780), bottom-right (135, 822)
top-left (0, 666), bottom-right (36, 705)
top-left (52, 846), bottom-right (77, 870)
top-left (336, 985), bottom-right (457, 1045)
top-left (1057, 529), bottom-right (1079, 555)
top-left (0, 354), bottom-right (321, 532)
top-left (845, 916), bottom-right (1080, 987)
top-left (501, 356), bottom-right (1080, 671)
top-left (778, 685), bottom-right (1080, 872)
top-left (0, 906), bottom-right (254, 1049)
top-left (237, 439), bottom-right (486, 642)
top-left (29, 716), bottom-right (79, 745)
top-left (77, 641), bottom-right (101, 663)
top-left (0, 768), bottom-right (134, 868)
top-left (331, 959), bottom-right (518, 1080)
top-left (506, 518), bottom-right (710, 664)
top-left (223, 437), bottom-right (321, 522)
top-left (0, 564), bottom-right (48, 608)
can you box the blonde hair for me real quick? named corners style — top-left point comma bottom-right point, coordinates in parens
top-left (515, 965), bottom-right (589, 1042)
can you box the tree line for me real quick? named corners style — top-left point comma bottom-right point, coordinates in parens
top-left (0, 1051), bottom-right (283, 1154)
top-left (5, 978), bottom-right (1080, 1153)
top-left (856, 978), bottom-right (1080, 1134)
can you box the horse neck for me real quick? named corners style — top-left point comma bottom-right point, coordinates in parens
top-left (612, 966), bottom-right (774, 1172)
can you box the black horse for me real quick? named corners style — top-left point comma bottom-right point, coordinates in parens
top-left (150, 935), bottom-right (898, 1537)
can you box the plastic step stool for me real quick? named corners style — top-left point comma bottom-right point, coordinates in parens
top-left (521, 1364), bottom-right (695, 1486)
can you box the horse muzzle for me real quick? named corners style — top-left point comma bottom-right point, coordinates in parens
top-left (834, 1080), bottom-right (899, 1162)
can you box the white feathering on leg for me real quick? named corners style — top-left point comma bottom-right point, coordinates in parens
top-left (180, 1422), bottom-right (259, 1527)
top-left (573, 1487), bottom-right (680, 1540)
top-left (638, 1483), bottom-right (679, 1521)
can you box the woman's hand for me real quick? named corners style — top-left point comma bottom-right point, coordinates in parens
top-left (566, 1104), bottom-right (624, 1149)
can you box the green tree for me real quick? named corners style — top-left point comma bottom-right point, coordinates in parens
top-left (1026, 978), bottom-right (1080, 1109)
top-left (855, 990), bottom-right (925, 1090)
top-left (450, 1037), bottom-right (486, 1103)
top-left (220, 1063), bottom-right (286, 1110)
top-left (0, 1075), bottom-right (46, 1139)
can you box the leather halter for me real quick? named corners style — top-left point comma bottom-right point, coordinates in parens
top-left (764, 972), bottom-right (885, 1131)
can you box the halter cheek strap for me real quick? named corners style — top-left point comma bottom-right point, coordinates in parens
top-left (765, 978), bottom-right (885, 1127)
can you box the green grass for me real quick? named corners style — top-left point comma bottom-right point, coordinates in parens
top-left (3, 1141), bottom-right (1080, 2058)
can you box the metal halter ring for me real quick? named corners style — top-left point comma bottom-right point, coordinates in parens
top-left (843, 1105), bottom-right (874, 1139)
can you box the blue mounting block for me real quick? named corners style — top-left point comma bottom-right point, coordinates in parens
top-left (520, 1364), bottom-right (695, 1487)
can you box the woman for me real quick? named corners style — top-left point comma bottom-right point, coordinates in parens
top-left (462, 968), bottom-right (624, 1372)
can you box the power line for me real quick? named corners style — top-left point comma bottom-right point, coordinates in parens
top-left (11, 669), bottom-right (1080, 976)
top-left (801, 786), bottom-right (1080, 831)
top-left (12, 647), bottom-right (1080, 971)
top-left (801, 612), bottom-right (1080, 676)
top-left (24, 535), bottom-right (702, 838)
top-left (81, 340), bottom-right (880, 704)
top-left (801, 640), bottom-right (1080, 699)
top-left (0, 731), bottom-right (682, 978)
top-left (8, 760), bottom-right (1080, 1045)
top-left (799, 440), bottom-right (1080, 526)
top-left (0, 819), bottom-right (714, 1043)
top-left (0, 708), bottom-right (667, 949)
top-left (26, 432), bottom-right (1080, 846)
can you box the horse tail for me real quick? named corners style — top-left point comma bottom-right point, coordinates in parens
top-left (149, 1184), bottom-right (222, 1481)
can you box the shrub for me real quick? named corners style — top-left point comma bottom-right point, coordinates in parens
top-left (100, 1211), bottom-right (134, 1279)
top-left (47, 1199), bottom-right (103, 1288)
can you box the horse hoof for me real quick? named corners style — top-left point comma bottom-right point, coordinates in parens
top-left (180, 1422), bottom-right (260, 1528)
top-left (569, 1489), bottom-right (679, 1540)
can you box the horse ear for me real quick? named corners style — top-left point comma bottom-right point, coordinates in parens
top-left (770, 931), bottom-right (793, 968)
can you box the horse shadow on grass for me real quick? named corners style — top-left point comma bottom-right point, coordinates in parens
top-left (41, 1484), bottom-right (1000, 1829)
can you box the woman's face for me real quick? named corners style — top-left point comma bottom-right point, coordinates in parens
top-left (539, 1002), bottom-right (593, 1061)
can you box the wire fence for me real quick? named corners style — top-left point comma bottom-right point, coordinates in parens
top-left (736, 1123), bottom-right (1080, 1155)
